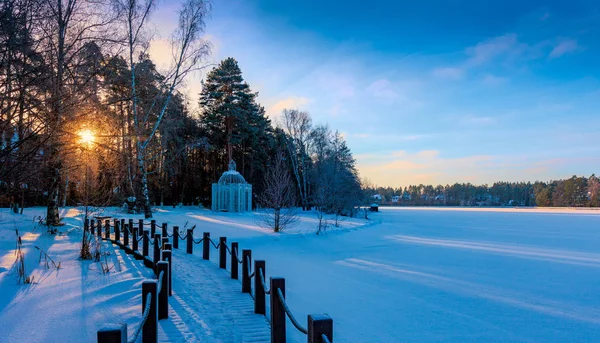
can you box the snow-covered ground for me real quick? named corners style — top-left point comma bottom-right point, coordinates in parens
top-left (0, 208), bottom-right (154, 342)
top-left (2, 206), bottom-right (600, 342)
top-left (146, 206), bottom-right (600, 343)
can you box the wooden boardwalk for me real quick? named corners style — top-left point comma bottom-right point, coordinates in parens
top-left (157, 249), bottom-right (271, 343)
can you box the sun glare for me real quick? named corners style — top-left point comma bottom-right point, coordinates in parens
top-left (78, 129), bottom-right (95, 146)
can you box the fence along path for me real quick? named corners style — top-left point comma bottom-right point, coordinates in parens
top-left (94, 218), bottom-right (333, 343)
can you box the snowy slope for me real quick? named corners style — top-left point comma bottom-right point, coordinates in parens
top-left (0, 208), bottom-right (155, 343)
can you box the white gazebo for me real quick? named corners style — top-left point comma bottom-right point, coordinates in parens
top-left (211, 160), bottom-right (252, 212)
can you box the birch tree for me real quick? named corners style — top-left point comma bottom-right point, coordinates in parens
top-left (280, 109), bottom-right (312, 210)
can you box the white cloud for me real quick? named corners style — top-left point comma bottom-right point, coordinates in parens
top-left (431, 67), bottom-right (463, 80)
top-left (266, 96), bottom-right (310, 118)
top-left (549, 39), bottom-right (579, 58)
top-left (481, 74), bottom-right (508, 86)
top-left (366, 79), bottom-right (398, 99)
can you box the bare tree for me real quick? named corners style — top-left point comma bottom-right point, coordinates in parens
top-left (279, 109), bottom-right (312, 210)
top-left (119, 0), bottom-right (210, 218)
top-left (258, 150), bottom-right (298, 232)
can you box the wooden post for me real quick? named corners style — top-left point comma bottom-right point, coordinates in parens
top-left (97, 323), bottom-right (127, 343)
top-left (90, 219), bottom-right (95, 236)
top-left (120, 219), bottom-right (125, 235)
top-left (254, 260), bottom-right (266, 315)
top-left (138, 219), bottom-right (144, 236)
top-left (173, 226), bottom-right (179, 249)
top-left (84, 218), bottom-right (89, 232)
top-left (128, 219), bottom-right (134, 236)
top-left (308, 314), bottom-right (333, 343)
top-left (115, 220), bottom-right (120, 243)
top-left (114, 219), bottom-right (119, 238)
top-left (104, 220), bottom-right (110, 240)
top-left (157, 261), bottom-right (169, 320)
top-left (162, 223), bottom-right (167, 237)
top-left (186, 229), bottom-right (193, 254)
top-left (142, 230), bottom-right (149, 257)
top-left (202, 232), bottom-right (210, 260)
top-left (270, 277), bottom-right (286, 343)
top-left (153, 233), bottom-right (161, 273)
top-left (142, 281), bottom-right (158, 343)
top-left (219, 237), bottom-right (227, 269)
top-left (161, 237), bottom-right (168, 249)
top-left (231, 242), bottom-right (239, 279)
top-left (123, 223), bottom-right (129, 247)
top-left (242, 249), bottom-right (251, 293)
top-left (132, 224), bottom-right (138, 252)
top-left (150, 220), bottom-right (156, 237)
top-left (162, 248), bottom-right (172, 296)
top-left (97, 220), bottom-right (102, 239)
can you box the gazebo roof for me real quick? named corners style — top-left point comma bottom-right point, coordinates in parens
top-left (217, 160), bottom-right (248, 185)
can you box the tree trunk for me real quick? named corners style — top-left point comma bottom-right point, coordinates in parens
top-left (137, 147), bottom-right (152, 218)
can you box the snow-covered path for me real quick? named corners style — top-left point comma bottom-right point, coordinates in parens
top-left (160, 249), bottom-right (270, 343)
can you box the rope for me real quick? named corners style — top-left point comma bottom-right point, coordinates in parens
top-left (148, 235), bottom-right (155, 245)
top-left (167, 231), bottom-right (175, 238)
top-left (258, 268), bottom-right (270, 294)
top-left (136, 234), bottom-right (145, 243)
top-left (157, 271), bottom-right (164, 294)
top-left (246, 256), bottom-right (255, 278)
top-left (128, 292), bottom-right (152, 343)
top-left (178, 231), bottom-right (187, 240)
top-left (192, 237), bottom-right (204, 244)
top-left (277, 288), bottom-right (308, 334)
top-left (224, 244), bottom-right (232, 255)
top-left (321, 333), bottom-right (331, 343)
top-left (209, 238), bottom-right (219, 249)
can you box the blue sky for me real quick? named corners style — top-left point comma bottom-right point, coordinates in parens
top-left (152, 0), bottom-right (600, 188)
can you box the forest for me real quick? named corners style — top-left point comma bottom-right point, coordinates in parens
top-left (0, 0), bottom-right (362, 223)
top-left (367, 175), bottom-right (600, 207)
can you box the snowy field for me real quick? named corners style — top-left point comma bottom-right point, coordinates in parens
top-left (1, 206), bottom-right (600, 342)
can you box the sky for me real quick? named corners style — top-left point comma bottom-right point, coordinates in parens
top-left (149, 0), bottom-right (600, 188)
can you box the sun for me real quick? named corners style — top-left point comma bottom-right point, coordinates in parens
top-left (78, 129), bottom-right (95, 146)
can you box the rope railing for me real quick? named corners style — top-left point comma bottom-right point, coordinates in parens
top-left (192, 237), bottom-right (204, 244)
top-left (258, 267), bottom-right (270, 294)
top-left (127, 292), bottom-right (152, 343)
top-left (224, 243), bottom-right (232, 255)
top-left (277, 288), bottom-right (308, 335)
top-left (209, 237), bottom-right (220, 249)
top-left (322, 333), bottom-right (331, 343)
top-left (246, 255), bottom-right (255, 278)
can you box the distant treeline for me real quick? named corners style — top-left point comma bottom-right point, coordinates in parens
top-left (366, 175), bottom-right (600, 207)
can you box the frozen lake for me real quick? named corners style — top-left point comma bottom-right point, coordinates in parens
top-left (223, 207), bottom-right (600, 342)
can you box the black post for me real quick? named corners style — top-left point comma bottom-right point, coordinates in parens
top-left (219, 237), bottom-right (227, 269)
top-left (97, 323), bottom-right (127, 343)
top-left (270, 277), bottom-right (286, 343)
top-left (157, 261), bottom-right (169, 320)
top-left (150, 220), bottom-right (156, 237)
top-left (142, 281), bottom-right (158, 343)
top-left (162, 223), bottom-right (167, 237)
top-left (308, 314), bottom-right (334, 343)
top-left (104, 220), bottom-right (110, 240)
top-left (153, 233), bottom-right (161, 273)
top-left (90, 219), bottom-right (95, 236)
top-left (142, 230), bottom-right (149, 257)
top-left (138, 219), bottom-right (144, 236)
top-left (132, 224), bottom-right (138, 252)
top-left (84, 218), bottom-right (89, 232)
top-left (161, 237), bottom-right (168, 250)
top-left (120, 218), bottom-right (125, 235)
top-left (114, 219), bottom-right (119, 237)
top-left (186, 229), bottom-right (193, 254)
top-left (123, 224), bottom-right (129, 247)
top-left (254, 260), bottom-right (266, 315)
top-left (96, 220), bottom-right (101, 239)
top-left (242, 249), bottom-right (251, 293)
top-left (173, 226), bottom-right (179, 249)
top-left (129, 219), bottom-right (134, 236)
top-left (162, 248), bottom-right (172, 296)
top-left (115, 220), bottom-right (120, 243)
top-left (231, 242), bottom-right (239, 279)
top-left (202, 232), bottom-right (210, 260)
